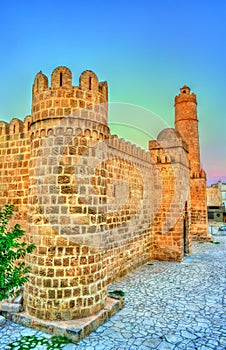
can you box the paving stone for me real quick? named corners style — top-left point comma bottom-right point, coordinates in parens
top-left (121, 331), bottom-right (133, 339)
top-left (133, 338), bottom-right (144, 346)
top-left (95, 345), bottom-right (106, 350)
top-left (20, 328), bottom-right (37, 336)
top-left (142, 337), bottom-right (162, 348)
top-left (181, 330), bottom-right (197, 340)
top-left (157, 340), bottom-right (176, 349)
top-left (165, 333), bottom-right (183, 344)
top-left (0, 316), bottom-right (6, 326)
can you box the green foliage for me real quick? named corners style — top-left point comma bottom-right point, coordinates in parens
top-left (8, 335), bottom-right (72, 349)
top-left (0, 204), bottom-right (36, 301)
top-left (108, 290), bottom-right (125, 297)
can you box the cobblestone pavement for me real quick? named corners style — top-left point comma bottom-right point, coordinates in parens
top-left (0, 235), bottom-right (226, 350)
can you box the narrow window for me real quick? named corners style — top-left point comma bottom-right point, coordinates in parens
top-left (13, 125), bottom-right (16, 133)
top-left (28, 122), bottom-right (30, 130)
top-left (113, 184), bottom-right (116, 197)
top-left (89, 76), bottom-right (92, 90)
top-left (60, 72), bottom-right (63, 87)
top-left (0, 127), bottom-right (2, 135)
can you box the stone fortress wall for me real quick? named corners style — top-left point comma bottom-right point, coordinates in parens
top-left (0, 66), bottom-right (209, 321)
top-left (0, 116), bottom-right (31, 227)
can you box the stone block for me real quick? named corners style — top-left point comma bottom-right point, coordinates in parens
top-left (0, 315), bottom-right (6, 326)
top-left (14, 294), bottom-right (23, 304)
top-left (1, 303), bottom-right (23, 313)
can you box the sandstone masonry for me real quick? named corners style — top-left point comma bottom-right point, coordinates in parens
top-left (0, 67), bottom-right (210, 321)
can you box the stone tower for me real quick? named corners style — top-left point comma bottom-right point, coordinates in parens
top-left (24, 66), bottom-right (110, 320)
top-left (174, 86), bottom-right (210, 240)
top-left (174, 86), bottom-right (200, 175)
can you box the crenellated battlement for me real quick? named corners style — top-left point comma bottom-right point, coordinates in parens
top-left (108, 134), bottom-right (152, 164)
top-left (191, 169), bottom-right (206, 179)
top-left (32, 66), bottom-right (108, 126)
top-left (0, 116), bottom-right (32, 137)
top-left (174, 85), bottom-right (197, 106)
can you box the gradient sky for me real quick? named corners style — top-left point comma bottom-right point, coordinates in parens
top-left (0, 0), bottom-right (225, 185)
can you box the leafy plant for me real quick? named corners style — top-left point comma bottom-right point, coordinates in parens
top-left (108, 290), bottom-right (125, 297)
top-left (0, 204), bottom-right (36, 301)
top-left (8, 335), bottom-right (72, 349)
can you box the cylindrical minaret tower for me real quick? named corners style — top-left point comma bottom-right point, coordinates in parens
top-left (174, 86), bottom-right (200, 176)
top-left (174, 86), bottom-right (210, 241)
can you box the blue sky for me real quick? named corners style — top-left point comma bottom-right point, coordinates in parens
top-left (0, 0), bottom-right (225, 184)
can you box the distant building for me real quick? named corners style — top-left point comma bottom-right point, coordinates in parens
top-left (207, 181), bottom-right (226, 222)
top-left (221, 182), bottom-right (226, 208)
